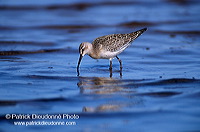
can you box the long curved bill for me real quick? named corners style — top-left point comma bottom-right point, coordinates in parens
top-left (77, 54), bottom-right (83, 76)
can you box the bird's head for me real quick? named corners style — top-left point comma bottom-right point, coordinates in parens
top-left (77, 42), bottom-right (92, 76)
top-left (79, 42), bottom-right (92, 56)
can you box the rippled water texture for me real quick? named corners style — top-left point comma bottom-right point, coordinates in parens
top-left (0, 0), bottom-right (200, 132)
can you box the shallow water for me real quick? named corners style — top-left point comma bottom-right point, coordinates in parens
top-left (0, 0), bottom-right (200, 132)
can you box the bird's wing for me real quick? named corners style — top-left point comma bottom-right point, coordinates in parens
top-left (92, 34), bottom-right (132, 52)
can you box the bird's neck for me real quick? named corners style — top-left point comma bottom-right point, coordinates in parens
top-left (88, 45), bottom-right (100, 59)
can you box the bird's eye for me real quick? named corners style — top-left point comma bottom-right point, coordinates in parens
top-left (80, 48), bottom-right (84, 54)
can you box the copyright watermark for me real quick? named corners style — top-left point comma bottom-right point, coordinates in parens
top-left (5, 114), bottom-right (79, 120)
top-left (5, 114), bottom-right (11, 119)
top-left (5, 114), bottom-right (80, 126)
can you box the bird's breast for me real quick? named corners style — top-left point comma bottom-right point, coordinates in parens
top-left (99, 50), bottom-right (119, 59)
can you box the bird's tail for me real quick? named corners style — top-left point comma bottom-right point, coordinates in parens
top-left (136, 28), bottom-right (147, 34)
top-left (129, 28), bottom-right (147, 40)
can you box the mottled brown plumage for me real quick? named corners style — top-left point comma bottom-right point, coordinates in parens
top-left (92, 29), bottom-right (144, 52)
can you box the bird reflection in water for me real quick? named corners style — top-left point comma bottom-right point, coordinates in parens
top-left (77, 77), bottom-right (143, 112)
top-left (78, 77), bottom-right (123, 94)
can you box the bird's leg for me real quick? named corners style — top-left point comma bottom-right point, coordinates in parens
top-left (109, 69), bottom-right (113, 78)
top-left (109, 59), bottom-right (113, 77)
top-left (116, 56), bottom-right (122, 76)
top-left (109, 59), bottom-right (112, 70)
top-left (116, 56), bottom-right (122, 69)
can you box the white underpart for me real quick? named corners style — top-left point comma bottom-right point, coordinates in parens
top-left (100, 45), bottom-right (128, 59)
